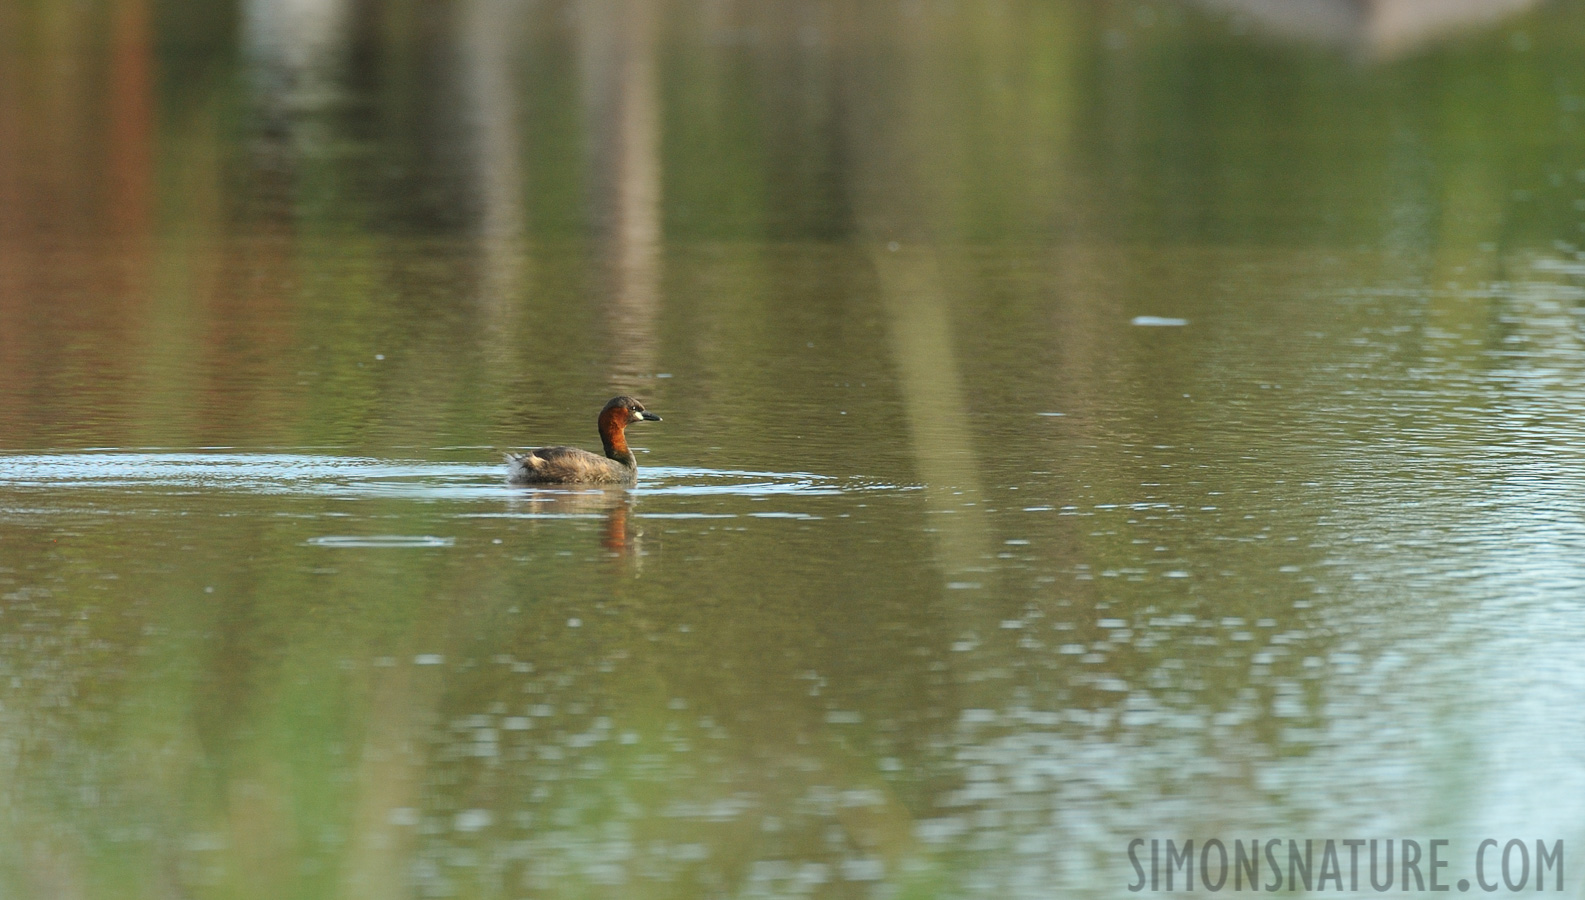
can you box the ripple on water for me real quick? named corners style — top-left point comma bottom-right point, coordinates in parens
top-left (0, 453), bottom-right (910, 506)
top-left (304, 535), bottom-right (456, 548)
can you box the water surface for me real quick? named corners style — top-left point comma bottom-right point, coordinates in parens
top-left (4, 1), bottom-right (1585, 897)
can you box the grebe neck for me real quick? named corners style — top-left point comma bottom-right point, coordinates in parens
top-left (598, 409), bottom-right (635, 466)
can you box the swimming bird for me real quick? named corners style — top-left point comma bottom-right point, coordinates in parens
top-left (506, 396), bottom-right (661, 485)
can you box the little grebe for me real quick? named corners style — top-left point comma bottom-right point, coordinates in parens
top-left (506, 396), bottom-right (661, 485)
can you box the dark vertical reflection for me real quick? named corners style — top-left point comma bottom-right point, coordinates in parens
top-left (109, 0), bottom-right (155, 240)
top-left (0, 0), bottom-right (17, 427)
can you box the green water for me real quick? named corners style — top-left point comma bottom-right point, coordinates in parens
top-left (4, 1), bottom-right (1585, 897)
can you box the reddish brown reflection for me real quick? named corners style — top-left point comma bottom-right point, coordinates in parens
top-left (0, 0), bottom-right (159, 444)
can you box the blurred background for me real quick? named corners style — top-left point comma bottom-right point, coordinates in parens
top-left (4, 0), bottom-right (1585, 897)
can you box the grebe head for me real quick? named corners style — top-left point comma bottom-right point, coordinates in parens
top-left (597, 396), bottom-right (661, 462)
top-left (600, 395), bottom-right (661, 428)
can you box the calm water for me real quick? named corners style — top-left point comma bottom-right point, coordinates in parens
top-left (5, 1), bottom-right (1585, 897)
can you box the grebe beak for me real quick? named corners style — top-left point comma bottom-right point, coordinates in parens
top-left (639, 412), bottom-right (662, 422)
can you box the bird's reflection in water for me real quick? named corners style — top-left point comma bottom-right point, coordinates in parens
top-left (503, 486), bottom-right (641, 557)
